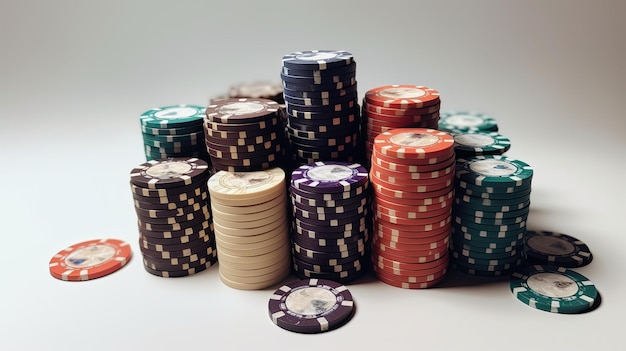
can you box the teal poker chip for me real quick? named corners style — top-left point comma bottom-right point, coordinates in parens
top-left (453, 217), bottom-right (527, 233)
top-left (453, 205), bottom-right (531, 219)
top-left (450, 238), bottom-right (518, 254)
top-left (510, 265), bottom-right (598, 314)
top-left (456, 179), bottom-right (532, 194)
top-left (524, 231), bottom-right (593, 268)
top-left (451, 225), bottom-right (525, 242)
top-left (450, 261), bottom-right (517, 277)
top-left (453, 132), bottom-right (511, 156)
top-left (451, 230), bottom-right (524, 249)
top-left (140, 105), bottom-right (206, 128)
top-left (456, 155), bottom-right (533, 188)
top-left (451, 249), bottom-right (523, 266)
top-left (454, 214), bottom-right (528, 227)
top-left (141, 124), bottom-right (204, 136)
top-left (454, 194), bottom-right (531, 210)
top-left (143, 131), bottom-right (204, 143)
top-left (438, 111), bottom-right (499, 133)
top-left (143, 137), bottom-right (202, 149)
top-left (450, 244), bottom-right (520, 260)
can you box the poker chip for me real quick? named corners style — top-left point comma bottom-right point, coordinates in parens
top-left (139, 105), bottom-right (209, 161)
top-left (226, 81), bottom-right (284, 104)
top-left (510, 265), bottom-right (598, 313)
top-left (49, 238), bottom-right (132, 281)
top-left (129, 158), bottom-right (216, 277)
top-left (280, 50), bottom-right (363, 167)
top-left (282, 50), bottom-right (354, 70)
top-left (450, 156), bottom-right (533, 276)
top-left (208, 168), bottom-right (291, 290)
top-left (453, 132), bottom-right (511, 158)
top-left (203, 98), bottom-right (287, 172)
top-left (369, 128), bottom-right (454, 288)
top-left (268, 278), bottom-right (355, 333)
top-left (524, 230), bottom-right (593, 268)
top-left (438, 111), bottom-right (499, 134)
top-left (291, 161), bottom-right (368, 193)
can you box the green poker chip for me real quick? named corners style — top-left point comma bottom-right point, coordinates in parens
top-left (142, 131), bottom-right (204, 142)
top-left (455, 156), bottom-right (533, 188)
top-left (140, 105), bottom-right (206, 128)
top-left (450, 261), bottom-right (518, 277)
top-left (438, 111), bottom-right (499, 133)
top-left (141, 124), bottom-right (204, 136)
top-left (510, 265), bottom-right (598, 314)
top-left (457, 155), bottom-right (533, 187)
top-left (453, 132), bottom-right (511, 157)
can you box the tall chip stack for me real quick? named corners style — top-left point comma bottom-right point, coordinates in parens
top-left (289, 161), bottom-right (371, 284)
top-left (369, 128), bottom-right (455, 288)
top-left (139, 105), bottom-right (209, 162)
top-left (280, 50), bottom-right (362, 168)
top-left (207, 168), bottom-right (291, 290)
top-left (203, 98), bottom-right (287, 172)
top-left (129, 158), bottom-right (217, 277)
top-left (362, 85), bottom-right (441, 167)
top-left (450, 155), bottom-right (533, 276)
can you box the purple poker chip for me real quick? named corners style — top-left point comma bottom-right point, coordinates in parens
top-left (268, 277), bottom-right (355, 333)
top-left (290, 161), bottom-right (368, 194)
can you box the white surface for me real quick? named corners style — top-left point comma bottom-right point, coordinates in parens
top-left (1, 1), bottom-right (625, 350)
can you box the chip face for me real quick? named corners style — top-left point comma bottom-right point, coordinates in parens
top-left (524, 231), bottom-right (593, 267)
top-left (268, 278), bottom-right (355, 333)
top-left (510, 265), bottom-right (598, 314)
top-left (49, 239), bottom-right (132, 281)
top-left (130, 158), bottom-right (210, 189)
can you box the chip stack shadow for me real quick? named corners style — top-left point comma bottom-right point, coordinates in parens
top-left (139, 105), bottom-right (208, 162)
top-left (129, 157), bottom-right (217, 277)
top-left (450, 155), bottom-right (533, 276)
top-left (203, 98), bottom-right (287, 172)
top-left (362, 85), bottom-right (442, 167)
top-left (280, 50), bottom-right (363, 168)
top-left (207, 168), bottom-right (291, 290)
top-left (370, 128), bottom-right (455, 288)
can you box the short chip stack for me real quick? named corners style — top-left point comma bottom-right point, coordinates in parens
top-left (362, 85), bottom-right (441, 166)
top-left (207, 168), bottom-right (291, 290)
top-left (227, 81), bottom-right (285, 104)
top-left (450, 155), bottom-right (533, 276)
top-left (369, 128), bottom-right (455, 289)
top-left (438, 111), bottom-right (499, 135)
top-left (203, 98), bottom-right (286, 172)
top-left (452, 132), bottom-right (511, 159)
top-left (129, 157), bottom-right (217, 277)
top-left (139, 105), bottom-right (208, 161)
top-left (280, 50), bottom-right (362, 167)
top-left (290, 161), bottom-right (371, 284)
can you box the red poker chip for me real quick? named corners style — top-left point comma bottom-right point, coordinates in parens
top-left (49, 238), bottom-right (132, 281)
top-left (373, 128), bottom-right (455, 160)
top-left (365, 85), bottom-right (440, 109)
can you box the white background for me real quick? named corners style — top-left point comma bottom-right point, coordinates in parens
top-left (1, 1), bottom-right (625, 350)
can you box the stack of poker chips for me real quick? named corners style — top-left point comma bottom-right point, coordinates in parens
top-left (139, 105), bottom-right (208, 161)
top-left (280, 50), bottom-right (362, 167)
top-left (129, 157), bottom-right (217, 277)
top-left (289, 161), bottom-right (370, 284)
top-left (362, 85), bottom-right (441, 166)
top-left (452, 131), bottom-right (511, 159)
top-left (438, 111), bottom-right (499, 135)
top-left (450, 155), bottom-right (533, 276)
top-left (369, 128), bottom-right (455, 289)
top-left (203, 98), bottom-right (287, 172)
top-left (207, 168), bottom-right (291, 290)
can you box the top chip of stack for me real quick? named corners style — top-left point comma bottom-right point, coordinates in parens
top-left (453, 131), bottom-right (511, 159)
top-left (280, 50), bottom-right (363, 168)
top-left (362, 85), bottom-right (442, 165)
top-left (139, 105), bottom-right (208, 162)
top-left (203, 98), bottom-right (287, 172)
top-left (438, 111), bottom-right (499, 135)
